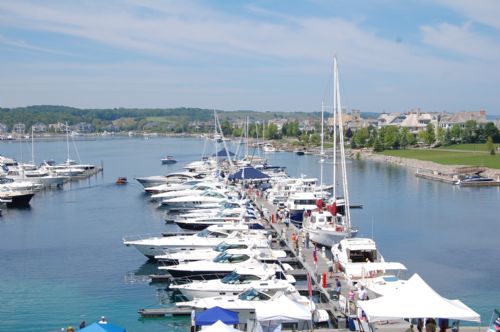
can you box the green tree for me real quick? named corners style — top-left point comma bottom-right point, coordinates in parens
top-left (399, 128), bottom-right (409, 149)
top-left (353, 128), bottom-right (369, 147)
top-left (266, 123), bottom-right (280, 139)
top-left (443, 129), bottom-right (452, 146)
top-left (424, 123), bottom-right (436, 145)
top-left (383, 126), bottom-right (400, 149)
top-left (373, 137), bottom-right (384, 152)
top-left (461, 120), bottom-right (478, 143)
top-left (437, 126), bottom-right (445, 144)
top-left (484, 122), bottom-right (500, 143)
top-left (450, 124), bottom-right (461, 143)
top-left (486, 136), bottom-right (495, 155)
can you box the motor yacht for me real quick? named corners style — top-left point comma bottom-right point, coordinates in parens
top-left (174, 210), bottom-right (260, 230)
top-left (154, 238), bottom-right (273, 264)
top-left (160, 189), bottom-right (234, 211)
top-left (123, 224), bottom-right (269, 259)
top-left (144, 179), bottom-right (206, 195)
top-left (176, 288), bottom-right (312, 313)
top-left (159, 249), bottom-right (285, 280)
top-left (151, 182), bottom-right (225, 201)
top-left (331, 238), bottom-right (406, 283)
top-left (169, 267), bottom-right (295, 300)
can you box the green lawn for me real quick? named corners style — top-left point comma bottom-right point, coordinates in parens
top-left (436, 143), bottom-right (500, 152)
top-left (381, 147), bottom-right (500, 169)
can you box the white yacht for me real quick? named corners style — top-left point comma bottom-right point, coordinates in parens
top-left (151, 182), bottom-right (225, 201)
top-left (135, 171), bottom-right (201, 188)
top-left (144, 179), bottom-right (206, 194)
top-left (154, 238), bottom-right (273, 264)
top-left (174, 210), bottom-right (260, 230)
top-left (169, 267), bottom-right (295, 300)
top-left (331, 238), bottom-right (406, 283)
top-left (0, 184), bottom-right (35, 207)
top-left (160, 249), bottom-right (285, 280)
top-left (176, 288), bottom-right (312, 313)
top-left (302, 209), bottom-right (358, 247)
top-left (123, 224), bottom-right (268, 259)
top-left (286, 192), bottom-right (320, 226)
top-left (262, 143), bottom-right (276, 153)
top-left (160, 189), bottom-right (233, 211)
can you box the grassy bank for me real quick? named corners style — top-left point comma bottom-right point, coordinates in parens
top-left (381, 145), bottom-right (500, 169)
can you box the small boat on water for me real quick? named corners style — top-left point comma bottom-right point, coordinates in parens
top-left (116, 177), bottom-right (127, 185)
top-left (161, 156), bottom-right (177, 165)
top-left (295, 149), bottom-right (305, 156)
top-left (455, 172), bottom-right (494, 185)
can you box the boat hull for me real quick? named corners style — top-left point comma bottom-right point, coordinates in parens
top-left (3, 193), bottom-right (35, 207)
top-left (308, 228), bottom-right (358, 247)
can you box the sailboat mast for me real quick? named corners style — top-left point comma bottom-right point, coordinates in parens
top-left (320, 101), bottom-right (324, 191)
top-left (334, 57), bottom-right (351, 228)
top-left (332, 61), bottom-right (338, 200)
top-left (31, 126), bottom-right (35, 164)
top-left (65, 122), bottom-right (70, 163)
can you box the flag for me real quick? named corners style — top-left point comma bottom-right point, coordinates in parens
top-left (307, 272), bottom-right (312, 299)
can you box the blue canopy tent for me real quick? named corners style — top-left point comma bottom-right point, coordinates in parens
top-left (195, 306), bottom-right (239, 326)
top-left (80, 322), bottom-right (126, 332)
top-left (212, 149), bottom-right (235, 159)
top-left (228, 167), bottom-right (270, 181)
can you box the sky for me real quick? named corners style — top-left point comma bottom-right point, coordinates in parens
top-left (1, 0), bottom-right (500, 114)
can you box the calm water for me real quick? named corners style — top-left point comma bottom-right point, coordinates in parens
top-left (0, 137), bottom-right (498, 331)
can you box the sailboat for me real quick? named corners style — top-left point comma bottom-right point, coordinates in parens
top-left (302, 57), bottom-right (358, 247)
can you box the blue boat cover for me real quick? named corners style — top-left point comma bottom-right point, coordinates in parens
top-left (80, 322), bottom-right (126, 332)
top-left (228, 167), bottom-right (270, 180)
top-left (212, 149), bottom-right (235, 158)
top-left (195, 306), bottom-right (239, 326)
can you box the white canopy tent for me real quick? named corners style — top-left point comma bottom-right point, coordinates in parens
top-left (201, 320), bottom-right (243, 332)
top-left (255, 295), bottom-right (312, 322)
top-left (254, 295), bottom-right (313, 332)
top-left (357, 274), bottom-right (481, 323)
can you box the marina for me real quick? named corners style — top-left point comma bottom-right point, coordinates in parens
top-left (0, 136), bottom-right (498, 331)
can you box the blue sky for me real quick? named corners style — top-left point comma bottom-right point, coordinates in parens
top-left (1, 0), bottom-right (500, 114)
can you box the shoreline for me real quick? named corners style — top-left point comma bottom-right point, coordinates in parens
top-left (353, 149), bottom-right (500, 180)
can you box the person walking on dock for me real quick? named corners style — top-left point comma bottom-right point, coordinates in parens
top-left (305, 231), bottom-right (310, 248)
top-left (313, 246), bottom-right (318, 270)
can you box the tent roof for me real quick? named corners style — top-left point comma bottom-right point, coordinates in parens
top-left (213, 149), bottom-right (235, 158)
top-left (201, 320), bottom-right (243, 332)
top-left (196, 306), bottom-right (239, 326)
top-left (228, 167), bottom-right (270, 180)
top-left (80, 322), bottom-right (126, 332)
top-left (357, 274), bottom-right (480, 323)
top-left (255, 295), bottom-right (312, 322)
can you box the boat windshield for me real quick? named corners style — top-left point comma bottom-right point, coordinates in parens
top-left (215, 242), bottom-right (248, 252)
top-left (196, 229), bottom-right (228, 238)
top-left (222, 272), bottom-right (261, 284)
top-left (238, 288), bottom-right (270, 301)
top-left (213, 252), bottom-right (249, 263)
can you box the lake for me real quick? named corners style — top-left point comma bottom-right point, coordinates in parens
top-left (0, 136), bottom-right (497, 331)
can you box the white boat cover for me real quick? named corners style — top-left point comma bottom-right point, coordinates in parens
top-left (255, 295), bottom-right (312, 322)
top-left (201, 320), bottom-right (243, 332)
top-left (357, 274), bottom-right (481, 322)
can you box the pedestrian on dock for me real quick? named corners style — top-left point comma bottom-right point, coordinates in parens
top-left (417, 318), bottom-right (424, 332)
top-left (291, 232), bottom-right (297, 250)
top-left (313, 246), bottom-right (318, 270)
top-left (334, 277), bottom-right (341, 297)
top-left (426, 318), bottom-right (437, 332)
top-left (294, 233), bottom-right (299, 255)
top-left (357, 285), bottom-right (367, 300)
top-left (305, 231), bottom-right (310, 248)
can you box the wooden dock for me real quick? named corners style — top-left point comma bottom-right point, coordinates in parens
top-left (415, 170), bottom-right (457, 184)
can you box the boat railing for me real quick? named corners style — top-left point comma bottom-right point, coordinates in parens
top-left (123, 231), bottom-right (197, 242)
top-left (166, 273), bottom-right (230, 287)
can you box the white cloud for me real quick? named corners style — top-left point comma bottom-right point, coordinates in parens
top-left (421, 22), bottom-right (500, 61)
top-left (437, 0), bottom-right (500, 31)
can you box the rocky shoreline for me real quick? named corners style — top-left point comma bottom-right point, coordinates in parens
top-left (354, 149), bottom-right (500, 180)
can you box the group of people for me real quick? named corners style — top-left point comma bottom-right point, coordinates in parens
top-left (408, 318), bottom-right (450, 332)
